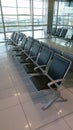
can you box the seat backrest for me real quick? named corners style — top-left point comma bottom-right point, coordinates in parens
top-left (54, 28), bottom-right (62, 37)
top-left (59, 28), bottom-right (67, 38)
top-left (14, 32), bottom-right (20, 43)
top-left (29, 40), bottom-right (41, 61)
top-left (47, 53), bottom-right (71, 86)
top-left (19, 33), bottom-right (24, 41)
top-left (23, 36), bottom-right (34, 54)
top-left (21, 35), bottom-right (27, 49)
top-left (11, 32), bottom-right (17, 41)
top-left (11, 32), bottom-right (16, 39)
top-left (37, 47), bottom-right (53, 70)
top-left (40, 41), bottom-right (49, 49)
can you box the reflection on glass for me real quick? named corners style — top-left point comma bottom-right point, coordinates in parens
top-left (53, 1), bottom-right (73, 29)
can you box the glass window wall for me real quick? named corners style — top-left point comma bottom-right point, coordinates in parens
top-left (0, 0), bottom-right (48, 42)
top-left (52, 0), bottom-right (73, 37)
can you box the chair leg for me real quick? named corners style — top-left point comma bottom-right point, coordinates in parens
top-left (56, 96), bottom-right (67, 102)
top-left (42, 92), bottom-right (67, 111)
top-left (42, 95), bottom-right (58, 111)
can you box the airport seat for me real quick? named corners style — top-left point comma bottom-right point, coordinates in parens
top-left (30, 53), bottom-right (71, 110)
top-left (6, 32), bottom-right (25, 47)
top-left (59, 28), bottom-right (68, 38)
top-left (22, 46), bottom-right (53, 74)
top-left (19, 39), bottom-right (42, 64)
top-left (54, 28), bottom-right (62, 37)
top-left (12, 34), bottom-right (27, 52)
top-left (5, 31), bottom-right (16, 44)
top-left (17, 36), bottom-right (34, 61)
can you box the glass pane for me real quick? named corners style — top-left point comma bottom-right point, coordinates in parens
top-left (4, 16), bottom-right (17, 25)
top-left (0, 10), bottom-right (4, 41)
top-left (23, 31), bottom-right (32, 37)
top-left (4, 16), bottom-right (18, 32)
top-left (5, 26), bottom-right (18, 32)
top-left (33, 0), bottom-right (42, 8)
top-left (34, 9), bottom-right (42, 15)
top-left (17, 0), bottom-right (30, 7)
top-left (53, 16), bottom-right (57, 25)
top-left (34, 16), bottom-right (43, 25)
top-left (18, 8), bottom-right (30, 15)
top-left (18, 16), bottom-right (31, 25)
top-left (0, 34), bottom-right (4, 42)
top-left (0, 16), bottom-right (3, 33)
top-left (2, 7), bottom-right (17, 15)
top-left (2, 0), bottom-right (16, 7)
top-left (34, 30), bottom-right (44, 39)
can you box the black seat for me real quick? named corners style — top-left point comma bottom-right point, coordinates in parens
top-left (59, 28), bottom-right (67, 38)
top-left (5, 32), bottom-right (17, 45)
top-left (20, 39), bottom-right (41, 64)
top-left (30, 53), bottom-right (71, 110)
top-left (23, 46), bottom-right (53, 74)
top-left (7, 32), bottom-right (20, 46)
top-left (40, 41), bottom-right (49, 49)
top-left (19, 33), bottom-right (24, 41)
top-left (12, 34), bottom-right (27, 52)
top-left (18, 36), bottom-right (34, 61)
top-left (54, 28), bottom-right (62, 37)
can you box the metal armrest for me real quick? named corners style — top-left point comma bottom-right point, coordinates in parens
top-left (15, 50), bottom-right (24, 56)
top-left (47, 79), bottom-right (63, 87)
top-left (34, 65), bottom-right (46, 71)
top-left (26, 55), bottom-right (37, 60)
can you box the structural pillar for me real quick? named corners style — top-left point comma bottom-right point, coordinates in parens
top-left (47, 0), bottom-right (54, 33)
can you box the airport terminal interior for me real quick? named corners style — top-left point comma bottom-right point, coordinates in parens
top-left (0, 0), bottom-right (73, 130)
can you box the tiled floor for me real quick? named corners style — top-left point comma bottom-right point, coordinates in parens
top-left (0, 43), bottom-right (73, 130)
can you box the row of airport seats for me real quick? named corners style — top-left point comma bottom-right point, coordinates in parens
top-left (48, 27), bottom-right (73, 45)
top-left (5, 31), bottom-right (24, 46)
top-left (6, 32), bottom-right (72, 110)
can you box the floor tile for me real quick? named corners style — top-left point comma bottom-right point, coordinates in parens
top-left (0, 96), bottom-right (19, 110)
top-left (64, 113), bottom-right (73, 130)
top-left (22, 98), bottom-right (59, 130)
top-left (68, 88), bottom-right (73, 93)
top-left (0, 75), bottom-right (13, 90)
top-left (54, 89), bottom-right (73, 117)
top-left (0, 105), bottom-right (30, 130)
top-left (0, 88), bottom-right (16, 99)
top-left (38, 118), bottom-right (71, 130)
